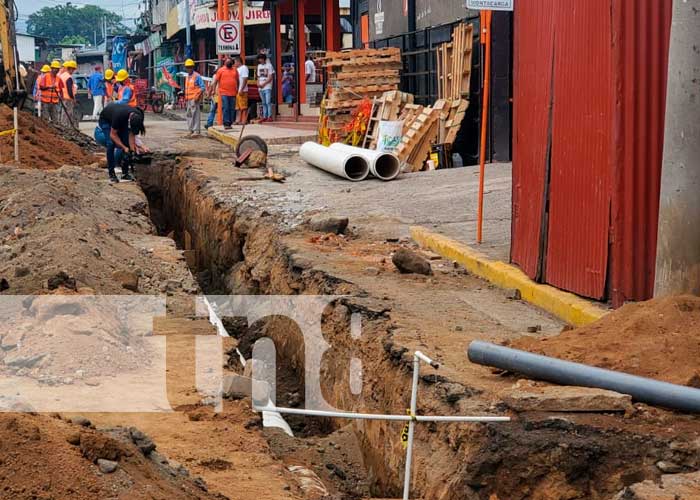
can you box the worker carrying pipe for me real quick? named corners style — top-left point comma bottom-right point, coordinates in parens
top-left (467, 341), bottom-right (700, 413)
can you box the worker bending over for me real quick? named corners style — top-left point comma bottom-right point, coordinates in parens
top-left (57, 60), bottom-right (78, 127)
top-left (115, 70), bottom-right (138, 107)
top-left (97, 104), bottom-right (146, 183)
top-left (184, 59), bottom-right (205, 136)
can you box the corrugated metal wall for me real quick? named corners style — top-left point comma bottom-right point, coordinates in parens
top-left (545, 0), bottom-right (613, 299)
top-left (510, 0), bottom-right (553, 280)
top-left (610, 0), bottom-right (673, 307)
top-left (511, 0), bottom-right (672, 305)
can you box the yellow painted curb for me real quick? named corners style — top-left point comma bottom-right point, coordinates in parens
top-left (410, 226), bottom-right (609, 327)
top-left (207, 127), bottom-right (239, 149)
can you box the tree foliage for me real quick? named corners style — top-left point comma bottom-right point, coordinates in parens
top-left (27, 5), bottom-right (130, 45)
top-left (60, 35), bottom-right (90, 46)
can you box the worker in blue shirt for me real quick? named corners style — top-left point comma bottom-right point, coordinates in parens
top-left (88, 65), bottom-right (106, 118)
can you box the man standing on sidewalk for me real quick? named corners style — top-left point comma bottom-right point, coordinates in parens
top-left (88, 65), bottom-right (105, 119)
top-left (234, 56), bottom-right (249, 125)
top-left (256, 54), bottom-right (275, 122)
top-left (184, 59), bottom-right (206, 136)
top-left (209, 57), bottom-right (239, 129)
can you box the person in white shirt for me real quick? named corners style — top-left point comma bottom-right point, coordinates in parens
top-left (234, 56), bottom-right (249, 125)
top-left (305, 55), bottom-right (316, 83)
top-left (256, 54), bottom-right (275, 121)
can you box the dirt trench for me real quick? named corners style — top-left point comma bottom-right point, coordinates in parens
top-left (136, 155), bottom-right (700, 500)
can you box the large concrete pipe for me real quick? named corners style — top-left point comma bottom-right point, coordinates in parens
top-left (329, 143), bottom-right (401, 181)
top-left (300, 142), bottom-right (370, 182)
top-left (467, 341), bottom-right (700, 413)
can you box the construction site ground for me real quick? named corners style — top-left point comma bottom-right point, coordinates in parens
top-left (0, 110), bottom-right (697, 499)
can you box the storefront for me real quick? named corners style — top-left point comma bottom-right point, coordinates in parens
top-left (269, 0), bottom-right (342, 120)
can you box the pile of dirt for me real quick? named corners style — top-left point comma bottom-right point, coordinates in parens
top-left (0, 107), bottom-right (96, 169)
top-left (512, 295), bottom-right (700, 386)
top-left (0, 413), bottom-right (218, 499)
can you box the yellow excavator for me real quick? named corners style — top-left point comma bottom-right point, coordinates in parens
top-left (0, 0), bottom-right (27, 108)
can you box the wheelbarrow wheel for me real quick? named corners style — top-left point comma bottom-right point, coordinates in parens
top-left (236, 135), bottom-right (268, 156)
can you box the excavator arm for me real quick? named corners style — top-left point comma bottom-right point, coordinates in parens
top-left (0, 0), bottom-right (27, 107)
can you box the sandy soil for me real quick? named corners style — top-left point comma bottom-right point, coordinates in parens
top-left (513, 295), bottom-right (700, 386)
top-left (0, 108), bottom-right (97, 168)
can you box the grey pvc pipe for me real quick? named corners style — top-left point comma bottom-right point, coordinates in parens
top-left (300, 142), bottom-right (370, 182)
top-left (467, 340), bottom-right (700, 413)
top-left (329, 143), bottom-right (401, 181)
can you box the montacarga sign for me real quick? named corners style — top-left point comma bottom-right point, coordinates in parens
top-left (466, 0), bottom-right (514, 11)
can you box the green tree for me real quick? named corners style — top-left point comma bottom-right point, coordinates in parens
top-left (26, 4), bottom-right (130, 45)
top-left (60, 35), bottom-right (90, 46)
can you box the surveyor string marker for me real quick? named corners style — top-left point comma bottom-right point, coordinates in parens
top-left (254, 350), bottom-right (510, 500)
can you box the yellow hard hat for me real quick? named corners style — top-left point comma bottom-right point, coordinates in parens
top-left (50, 60), bottom-right (61, 69)
top-left (63, 60), bottom-right (78, 69)
top-left (184, 59), bottom-right (195, 68)
top-left (115, 69), bottom-right (129, 82)
top-left (105, 69), bottom-right (114, 80)
top-left (41, 65), bottom-right (51, 73)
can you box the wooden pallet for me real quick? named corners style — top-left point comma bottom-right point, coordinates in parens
top-left (322, 47), bottom-right (400, 63)
top-left (363, 90), bottom-right (414, 149)
top-left (395, 106), bottom-right (440, 171)
top-left (436, 23), bottom-right (474, 101)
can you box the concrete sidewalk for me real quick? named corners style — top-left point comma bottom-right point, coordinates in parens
top-left (207, 123), bottom-right (318, 148)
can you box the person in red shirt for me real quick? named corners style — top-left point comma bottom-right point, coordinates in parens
top-left (208, 57), bottom-right (239, 129)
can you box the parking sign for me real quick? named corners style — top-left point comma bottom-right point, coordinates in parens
top-left (216, 21), bottom-right (241, 55)
top-left (466, 0), bottom-right (514, 11)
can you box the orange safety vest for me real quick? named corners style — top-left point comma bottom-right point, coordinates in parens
top-left (185, 72), bottom-right (203, 101)
top-left (105, 81), bottom-right (114, 99)
top-left (58, 72), bottom-right (77, 101)
top-left (118, 81), bottom-right (138, 107)
top-left (40, 73), bottom-right (59, 104)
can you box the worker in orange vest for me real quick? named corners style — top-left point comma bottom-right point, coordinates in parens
top-left (115, 69), bottom-right (138, 107)
top-left (38, 60), bottom-right (62, 124)
top-left (33, 65), bottom-right (50, 117)
top-left (184, 59), bottom-right (205, 136)
top-left (57, 60), bottom-right (78, 127)
top-left (104, 69), bottom-right (116, 102)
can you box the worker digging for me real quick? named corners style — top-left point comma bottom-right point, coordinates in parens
top-left (2, 0), bottom-right (700, 499)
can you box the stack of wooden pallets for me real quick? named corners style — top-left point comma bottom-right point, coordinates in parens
top-left (436, 23), bottom-right (474, 101)
top-left (321, 48), bottom-right (402, 136)
top-left (363, 90), bottom-right (414, 149)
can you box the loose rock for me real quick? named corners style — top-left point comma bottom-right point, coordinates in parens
top-left (309, 216), bottom-right (349, 235)
top-left (97, 459), bottom-right (118, 474)
top-left (392, 249), bottom-right (432, 275)
top-left (111, 270), bottom-right (139, 292)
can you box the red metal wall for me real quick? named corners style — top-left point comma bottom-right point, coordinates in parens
top-left (511, 0), bottom-right (672, 305)
top-left (510, 0), bottom-right (553, 280)
top-left (610, 0), bottom-right (673, 307)
top-left (545, 0), bottom-right (613, 299)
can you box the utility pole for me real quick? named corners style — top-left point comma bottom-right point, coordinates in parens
top-left (184, 0), bottom-right (192, 59)
top-left (654, 0), bottom-right (700, 296)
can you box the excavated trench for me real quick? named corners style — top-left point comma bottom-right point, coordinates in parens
top-left (136, 155), bottom-right (700, 500)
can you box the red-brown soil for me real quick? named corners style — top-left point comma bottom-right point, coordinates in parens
top-left (0, 107), bottom-right (95, 169)
top-left (513, 295), bottom-right (700, 386)
top-left (0, 413), bottom-right (219, 499)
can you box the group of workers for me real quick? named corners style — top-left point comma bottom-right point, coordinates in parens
top-left (33, 61), bottom-right (145, 184)
top-left (33, 60), bottom-right (138, 126)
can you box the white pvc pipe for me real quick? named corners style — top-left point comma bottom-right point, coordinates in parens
top-left (329, 143), bottom-right (401, 181)
top-left (300, 142), bottom-right (370, 182)
top-left (403, 356), bottom-right (421, 500)
top-left (252, 404), bottom-right (509, 423)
